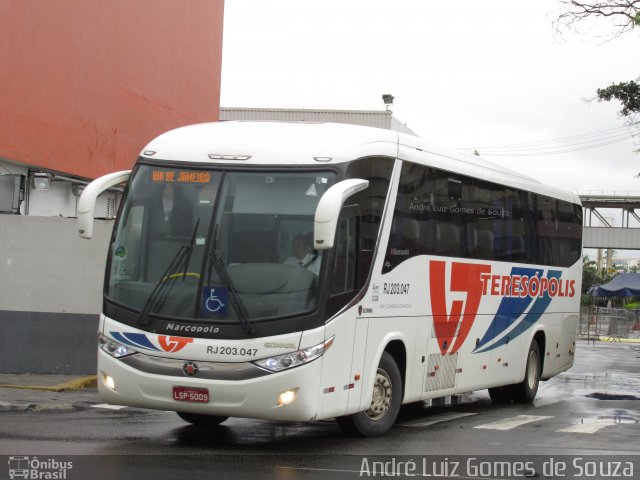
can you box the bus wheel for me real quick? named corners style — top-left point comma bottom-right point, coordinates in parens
top-left (336, 352), bottom-right (402, 437)
top-left (512, 340), bottom-right (541, 403)
top-left (176, 412), bottom-right (228, 426)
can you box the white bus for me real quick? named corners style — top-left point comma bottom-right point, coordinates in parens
top-left (78, 121), bottom-right (582, 436)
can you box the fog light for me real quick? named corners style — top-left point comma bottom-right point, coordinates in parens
top-left (103, 373), bottom-right (115, 391)
top-left (277, 388), bottom-right (298, 406)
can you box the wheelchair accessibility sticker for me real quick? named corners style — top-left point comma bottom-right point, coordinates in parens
top-left (202, 286), bottom-right (228, 316)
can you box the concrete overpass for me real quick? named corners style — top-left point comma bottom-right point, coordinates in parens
top-left (580, 192), bottom-right (640, 250)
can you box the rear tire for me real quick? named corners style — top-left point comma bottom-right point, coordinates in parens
top-left (336, 352), bottom-right (402, 437)
top-left (512, 340), bottom-right (541, 403)
top-left (176, 412), bottom-right (228, 426)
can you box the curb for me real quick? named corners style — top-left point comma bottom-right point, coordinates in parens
top-left (0, 375), bottom-right (97, 392)
top-left (597, 337), bottom-right (640, 344)
top-left (578, 337), bottom-right (640, 344)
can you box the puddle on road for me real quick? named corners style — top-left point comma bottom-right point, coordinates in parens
top-left (552, 371), bottom-right (640, 394)
top-left (536, 370), bottom-right (640, 407)
top-left (585, 393), bottom-right (640, 401)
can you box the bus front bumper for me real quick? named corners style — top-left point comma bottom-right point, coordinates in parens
top-left (97, 349), bottom-right (322, 421)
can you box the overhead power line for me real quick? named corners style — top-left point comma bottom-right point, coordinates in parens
top-left (461, 126), bottom-right (631, 150)
top-left (460, 126), bottom-right (640, 157)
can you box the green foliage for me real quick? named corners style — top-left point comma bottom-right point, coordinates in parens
top-left (596, 81), bottom-right (640, 117)
top-left (581, 293), bottom-right (593, 306)
top-left (583, 255), bottom-right (640, 307)
top-left (581, 255), bottom-right (615, 295)
top-left (582, 265), bottom-right (597, 294)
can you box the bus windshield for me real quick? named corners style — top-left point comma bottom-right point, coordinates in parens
top-left (106, 165), bottom-right (336, 325)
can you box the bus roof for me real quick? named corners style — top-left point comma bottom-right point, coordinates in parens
top-left (141, 121), bottom-right (580, 204)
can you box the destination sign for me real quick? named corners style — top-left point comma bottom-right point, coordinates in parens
top-left (150, 169), bottom-right (213, 184)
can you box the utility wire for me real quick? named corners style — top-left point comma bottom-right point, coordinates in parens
top-left (460, 125), bottom-right (636, 151)
top-left (472, 129), bottom-right (639, 154)
top-left (460, 126), bottom-right (639, 157)
top-left (475, 136), bottom-right (637, 157)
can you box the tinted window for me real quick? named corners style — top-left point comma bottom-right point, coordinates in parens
top-left (384, 161), bottom-right (582, 272)
top-left (326, 157), bottom-right (394, 316)
top-left (344, 157), bottom-right (394, 285)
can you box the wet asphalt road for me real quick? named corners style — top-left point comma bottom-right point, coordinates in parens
top-left (0, 341), bottom-right (638, 479)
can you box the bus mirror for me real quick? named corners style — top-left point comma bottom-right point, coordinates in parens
top-left (77, 170), bottom-right (131, 239)
top-left (314, 178), bottom-right (368, 250)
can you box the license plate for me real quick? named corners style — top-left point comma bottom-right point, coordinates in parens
top-left (172, 386), bottom-right (209, 403)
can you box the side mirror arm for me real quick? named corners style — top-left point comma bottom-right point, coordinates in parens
top-left (77, 170), bottom-right (131, 239)
top-left (314, 178), bottom-right (369, 250)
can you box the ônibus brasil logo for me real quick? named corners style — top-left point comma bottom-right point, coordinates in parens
top-left (429, 260), bottom-right (576, 356)
top-left (110, 332), bottom-right (193, 353)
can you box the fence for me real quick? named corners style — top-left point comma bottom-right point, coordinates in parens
top-left (578, 306), bottom-right (640, 342)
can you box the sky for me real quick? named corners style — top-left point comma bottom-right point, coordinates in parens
top-left (220, 0), bottom-right (640, 200)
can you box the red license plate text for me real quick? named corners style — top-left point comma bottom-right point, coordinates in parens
top-left (172, 386), bottom-right (209, 403)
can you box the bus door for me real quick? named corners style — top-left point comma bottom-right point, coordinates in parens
top-left (319, 205), bottom-right (366, 417)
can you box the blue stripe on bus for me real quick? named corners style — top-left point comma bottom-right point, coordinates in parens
top-left (111, 332), bottom-right (160, 352)
top-left (473, 269), bottom-right (561, 354)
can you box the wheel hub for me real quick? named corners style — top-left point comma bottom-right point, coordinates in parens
top-left (365, 369), bottom-right (392, 420)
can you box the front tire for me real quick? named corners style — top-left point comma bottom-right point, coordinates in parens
top-left (336, 352), bottom-right (402, 437)
top-left (176, 412), bottom-right (228, 426)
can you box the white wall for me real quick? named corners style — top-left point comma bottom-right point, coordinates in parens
top-left (0, 215), bottom-right (113, 314)
top-left (27, 181), bottom-right (80, 217)
top-left (0, 158), bottom-right (119, 218)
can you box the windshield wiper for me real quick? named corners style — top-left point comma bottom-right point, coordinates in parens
top-left (182, 218), bottom-right (200, 280)
top-left (206, 226), bottom-right (255, 335)
top-left (137, 219), bottom-right (200, 326)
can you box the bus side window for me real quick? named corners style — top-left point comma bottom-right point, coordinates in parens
top-left (114, 204), bottom-right (144, 281)
top-left (329, 212), bottom-right (358, 295)
top-left (345, 156), bottom-right (394, 277)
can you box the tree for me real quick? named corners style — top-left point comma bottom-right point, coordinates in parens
top-left (596, 80), bottom-right (640, 121)
top-left (582, 255), bottom-right (598, 293)
top-left (555, 2), bottom-right (640, 128)
top-left (581, 254), bottom-right (616, 293)
top-left (556, 1), bottom-right (640, 37)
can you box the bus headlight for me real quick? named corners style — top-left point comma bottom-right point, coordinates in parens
top-left (98, 334), bottom-right (136, 358)
top-left (254, 336), bottom-right (334, 372)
